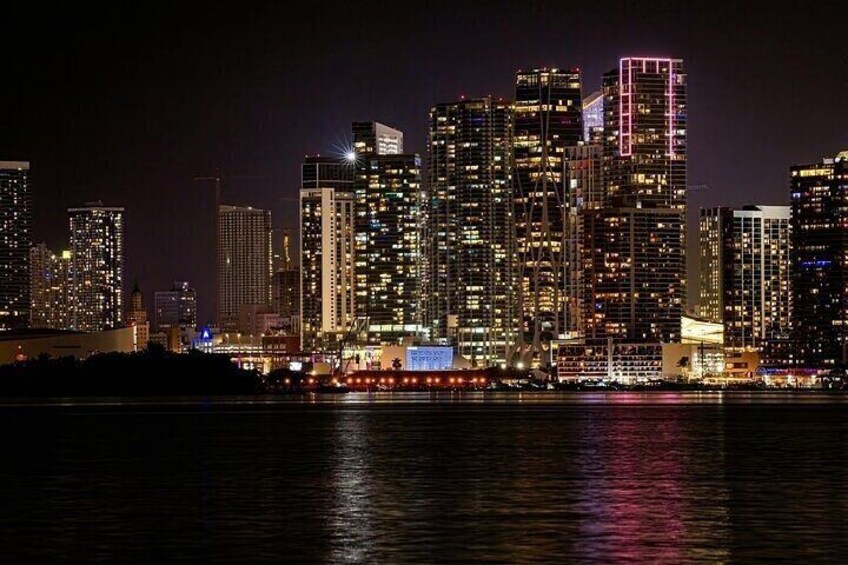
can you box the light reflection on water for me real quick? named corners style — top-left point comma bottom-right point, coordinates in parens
top-left (0, 393), bottom-right (846, 562)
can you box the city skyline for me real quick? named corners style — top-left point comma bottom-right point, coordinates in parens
top-left (2, 2), bottom-right (845, 323)
top-left (2, 6), bottom-right (848, 563)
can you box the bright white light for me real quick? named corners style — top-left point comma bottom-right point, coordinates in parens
top-left (516, 362), bottom-right (525, 370)
top-left (345, 150), bottom-right (357, 162)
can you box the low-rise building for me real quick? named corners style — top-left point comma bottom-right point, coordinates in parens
top-left (0, 327), bottom-right (136, 363)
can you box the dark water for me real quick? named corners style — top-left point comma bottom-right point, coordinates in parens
top-left (1, 392), bottom-right (847, 563)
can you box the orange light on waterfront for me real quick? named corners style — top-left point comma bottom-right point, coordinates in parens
top-left (346, 378), bottom-right (352, 384)
top-left (308, 378), bottom-right (315, 385)
top-left (284, 378), bottom-right (290, 385)
top-left (380, 378), bottom-right (385, 384)
top-left (412, 377), bottom-right (418, 384)
top-left (426, 377), bottom-right (432, 384)
top-left (389, 377), bottom-right (395, 384)
top-left (403, 377), bottom-right (409, 384)
top-left (450, 377), bottom-right (456, 384)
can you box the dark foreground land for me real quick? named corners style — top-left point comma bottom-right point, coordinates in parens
top-left (0, 349), bottom-right (265, 397)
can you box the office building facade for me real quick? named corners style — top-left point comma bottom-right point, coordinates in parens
top-left (154, 281), bottom-right (197, 331)
top-left (352, 122), bottom-right (404, 156)
top-left (126, 283), bottom-right (149, 350)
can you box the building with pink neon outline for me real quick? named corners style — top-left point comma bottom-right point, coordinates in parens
top-left (602, 57), bottom-right (686, 209)
top-left (575, 57), bottom-right (687, 346)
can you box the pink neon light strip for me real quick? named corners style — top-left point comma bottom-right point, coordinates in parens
top-left (618, 57), bottom-right (676, 158)
top-left (619, 58), bottom-right (631, 156)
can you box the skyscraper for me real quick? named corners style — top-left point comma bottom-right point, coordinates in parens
top-left (563, 144), bottom-right (604, 339)
top-left (217, 205), bottom-right (272, 331)
top-left (513, 68), bottom-right (583, 362)
top-left (273, 229), bottom-right (300, 326)
top-left (582, 91), bottom-right (603, 144)
top-left (0, 161), bottom-right (32, 330)
top-left (300, 184), bottom-right (355, 350)
top-left (352, 122), bottom-right (404, 156)
top-left (790, 151), bottom-right (848, 365)
top-left (582, 205), bottom-right (684, 343)
top-left (425, 97), bottom-right (514, 364)
top-left (302, 155), bottom-right (356, 191)
top-left (29, 244), bottom-right (72, 330)
top-left (68, 203), bottom-right (124, 332)
top-left (154, 281), bottom-right (197, 331)
top-left (352, 122), bottom-right (423, 344)
top-left (699, 206), bottom-right (791, 352)
top-left (602, 57), bottom-right (687, 209)
top-left (590, 56), bottom-right (687, 346)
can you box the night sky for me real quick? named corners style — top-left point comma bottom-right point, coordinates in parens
top-left (2, 1), bottom-right (846, 323)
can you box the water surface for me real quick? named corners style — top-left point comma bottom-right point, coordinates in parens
top-left (1, 392), bottom-right (846, 563)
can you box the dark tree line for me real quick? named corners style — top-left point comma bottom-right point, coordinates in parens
top-left (0, 345), bottom-right (266, 397)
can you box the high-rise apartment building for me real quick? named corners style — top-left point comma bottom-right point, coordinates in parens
top-left (154, 281), bottom-right (197, 331)
top-left (588, 57), bottom-right (687, 346)
top-left (300, 185), bottom-right (355, 350)
top-left (425, 97), bottom-right (514, 364)
top-left (602, 57), bottom-right (687, 209)
top-left (217, 205), bottom-right (272, 331)
top-left (582, 205), bottom-right (684, 343)
top-left (790, 151), bottom-right (848, 365)
top-left (0, 161), bottom-right (32, 330)
top-left (512, 68), bottom-right (583, 360)
top-left (68, 203), bottom-right (125, 332)
top-left (699, 206), bottom-right (791, 352)
top-left (351, 122), bottom-right (423, 344)
top-left (29, 244), bottom-right (72, 329)
top-left (582, 91), bottom-right (604, 144)
top-left (299, 156), bottom-right (353, 348)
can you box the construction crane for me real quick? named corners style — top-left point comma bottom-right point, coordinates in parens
top-left (193, 173), bottom-right (274, 325)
